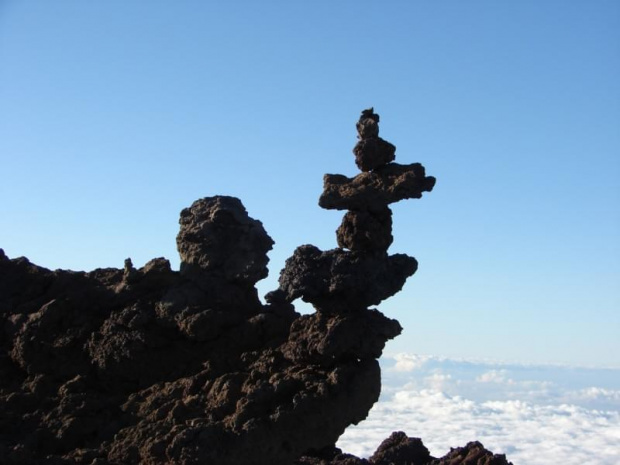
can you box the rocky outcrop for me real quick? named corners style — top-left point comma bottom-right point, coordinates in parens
top-left (0, 109), bottom-right (512, 464)
top-left (294, 434), bottom-right (512, 465)
top-left (177, 196), bottom-right (274, 285)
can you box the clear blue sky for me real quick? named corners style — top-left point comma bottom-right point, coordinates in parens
top-left (1, 1), bottom-right (619, 367)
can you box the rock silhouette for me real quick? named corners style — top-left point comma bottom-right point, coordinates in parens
top-left (353, 108), bottom-right (395, 172)
top-left (0, 110), bottom-right (512, 464)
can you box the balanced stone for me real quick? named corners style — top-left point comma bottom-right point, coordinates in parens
top-left (354, 138), bottom-right (396, 172)
top-left (356, 107), bottom-right (380, 139)
top-left (353, 108), bottom-right (396, 172)
top-left (336, 208), bottom-right (393, 252)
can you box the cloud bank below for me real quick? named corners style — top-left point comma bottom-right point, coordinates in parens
top-left (337, 354), bottom-right (620, 465)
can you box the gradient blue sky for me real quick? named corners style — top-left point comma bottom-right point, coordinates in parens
top-left (1, 1), bottom-right (619, 367)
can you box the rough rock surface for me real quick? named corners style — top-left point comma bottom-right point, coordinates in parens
top-left (336, 209), bottom-right (393, 252)
top-left (275, 245), bottom-right (417, 312)
top-left (294, 434), bottom-right (512, 465)
top-left (319, 163), bottom-right (436, 212)
top-left (429, 441), bottom-right (513, 465)
top-left (177, 195), bottom-right (274, 285)
top-left (0, 109), bottom-right (512, 465)
top-left (353, 108), bottom-right (396, 172)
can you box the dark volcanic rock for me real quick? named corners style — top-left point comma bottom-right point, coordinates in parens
top-left (296, 447), bottom-right (369, 465)
top-left (0, 110), bottom-right (512, 465)
top-left (356, 108), bottom-right (380, 140)
top-left (0, 196), bottom-right (397, 465)
top-left (294, 434), bottom-right (513, 465)
top-left (282, 309), bottom-right (402, 363)
top-left (430, 441), bottom-right (513, 465)
top-left (177, 196), bottom-right (273, 285)
top-left (106, 356), bottom-right (381, 465)
top-left (336, 208), bottom-right (393, 252)
top-left (320, 163), bottom-right (436, 212)
top-left (276, 245), bottom-right (417, 312)
top-left (352, 108), bottom-right (396, 172)
top-left (295, 435), bottom-right (513, 465)
top-left (369, 431), bottom-right (431, 464)
top-left (353, 138), bottom-right (396, 172)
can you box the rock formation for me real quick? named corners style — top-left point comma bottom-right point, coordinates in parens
top-left (0, 110), bottom-right (512, 464)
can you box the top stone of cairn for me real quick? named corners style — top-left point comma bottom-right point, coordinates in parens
top-left (353, 107), bottom-right (396, 172)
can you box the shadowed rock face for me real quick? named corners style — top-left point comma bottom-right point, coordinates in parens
top-left (177, 196), bottom-right (274, 285)
top-left (0, 110), bottom-right (512, 465)
top-left (337, 208), bottom-right (393, 252)
top-left (275, 245), bottom-right (417, 312)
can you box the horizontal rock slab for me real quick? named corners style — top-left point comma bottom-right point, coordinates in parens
top-left (319, 163), bottom-right (436, 211)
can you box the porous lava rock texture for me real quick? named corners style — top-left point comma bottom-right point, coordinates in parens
top-left (0, 110), bottom-right (512, 465)
top-left (294, 434), bottom-right (512, 465)
top-left (353, 108), bottom-right (395, 172)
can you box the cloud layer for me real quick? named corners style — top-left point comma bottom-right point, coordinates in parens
top-left (337, 354), bottom-right (620, 465)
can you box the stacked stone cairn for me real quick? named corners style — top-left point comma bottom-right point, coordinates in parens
top-left (272, 108), bottom-right (436, 315)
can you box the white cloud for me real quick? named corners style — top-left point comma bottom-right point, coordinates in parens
top-left (423, 372), bottom-right (454, 391)
top-left (573, 387), bottom-right (620, 402)
top-left (337, 354), bottom-right (620, 465)
top-left (476, 369), bottom-right (513, 384)
top-left (339, 388), bottom-right (620, 465)
top-left (380, 353), bottom-right (620, 410)
top-left (392, 353), bottom-right (436, 372)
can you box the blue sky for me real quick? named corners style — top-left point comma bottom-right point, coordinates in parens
top-left (1, 2), bottom-right (619, 367)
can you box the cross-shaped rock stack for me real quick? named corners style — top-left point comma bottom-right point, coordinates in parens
top-left (273, 108), bottom-right (436, 314)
